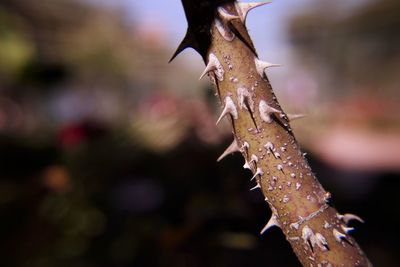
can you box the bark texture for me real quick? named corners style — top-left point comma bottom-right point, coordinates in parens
top-left (172, 1), bottom-right (372, 266)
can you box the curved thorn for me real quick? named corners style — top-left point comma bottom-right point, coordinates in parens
top-left (260, 215), bottom-right (279, 234)
top-left (255, 58), bottom-right (282, 77)
top-left (217, 139), bottom-right (240, 162)
top-left (216, 96), bottom-right (238, 125)
top-left (235, 1), bottom-right (272, 23)
top-left (341, 213), bottom-right (365, 224)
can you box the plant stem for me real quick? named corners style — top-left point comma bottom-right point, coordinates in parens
top-left (172, 1), bottom-right (372, 266)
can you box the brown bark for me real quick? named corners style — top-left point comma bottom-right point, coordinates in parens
top-left (174, 1), bottom-right (372, 266)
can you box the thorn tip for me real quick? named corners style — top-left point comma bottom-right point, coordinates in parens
top-left (235, 1), bottom-right (272, 23)
top-left (260, 215), bottom-right (279, 234)
top-left (251, 167), bottom-right (264, 181)
top-left (255, 58), bottom-right (282, 77)
top-left (216, 96), bottom-right (238, 125)
top-left (250, 183), bottom-right (261, 191)
top-left (217, 139), bottom-right (240, 162)
top-left (339, 213), bottom-right (365, 224)
top-left (287, 114), bottom-right (306, 121)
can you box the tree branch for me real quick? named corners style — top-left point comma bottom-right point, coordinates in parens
top-left (171, 1), bottom-right (372, 266)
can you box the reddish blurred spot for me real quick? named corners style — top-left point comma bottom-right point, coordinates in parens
top-left (58, 124), bottom-right (86, 147)
top-left (312, 128), bottom-right (400, 171)
top-left (57, 121), bottom-right (107, 148)
top-left (42, 165), bottom-right (70, 192)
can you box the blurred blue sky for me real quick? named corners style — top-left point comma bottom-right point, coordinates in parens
top-left (93, 1), bottom-right (369, 60)
top-left (94, 0), bottom-right (313, 62)
top-left (89, 0), bottom-right (370, 91)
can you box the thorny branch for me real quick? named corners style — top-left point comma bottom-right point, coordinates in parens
top-left (170, 1), bottom-right (372, 266)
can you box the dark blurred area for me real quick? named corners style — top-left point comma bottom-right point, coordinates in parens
top-left (0, 0), bottom-right (399, 266)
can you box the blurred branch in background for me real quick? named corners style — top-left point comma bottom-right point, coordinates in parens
top-left (288, 0), bottom-right (400, 172)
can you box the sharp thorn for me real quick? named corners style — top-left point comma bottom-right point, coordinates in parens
top-left (251, 167), bottom-right (264, 181)
top-left (260, 214), bottom-right (279, 234)
top-left (236, 1), bottom-right (272, 23)
top-left (259, 100), bottom-right (281, 123)
top-left (199, 59), bottom-right (217, 80)
top-left (255, 58), bottom-right (282, 77)
top-left (217, 139), bottom-right (240, 162)
top-left (216, 96), bottom-right (238, 125)
top-left (287, 114), bottom-right (306, 121)
top-left (243, 161), bottom-right (251, 170)
top-left (250, 183), bottom-right (261, 191)
top-left (199, 53), bottom-right (224, 81)
top-left (340, 213), bottom-right (365, 224)
top-left (169, 30), bottom-right (197, 63)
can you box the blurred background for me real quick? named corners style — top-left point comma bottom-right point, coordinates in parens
top-left (0, 0), bottom-right (399, 266)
